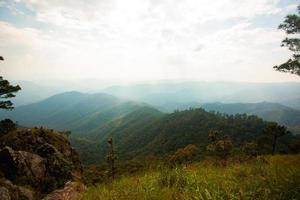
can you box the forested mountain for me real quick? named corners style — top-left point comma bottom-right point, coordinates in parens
top-left (71, 107), bottom-right (164, 164)
top-left (159, 102), bottom-right (300, 127)
top-left (1, 91), bottom-right (298, 164)
top-left (0, 91), bottom-right (149, 135)
top-left (71, 108), bottom-right (296, 164)
top-left (201, 102), bottom-right (300, 127)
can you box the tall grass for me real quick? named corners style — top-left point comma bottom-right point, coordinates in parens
top-left (81, 155), bottom-right (300, 200)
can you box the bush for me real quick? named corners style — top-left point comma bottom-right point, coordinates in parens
top-left (0, 119), bottom-right (16, 137)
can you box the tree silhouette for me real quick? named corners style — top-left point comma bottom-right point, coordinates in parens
top-left (0, 56), bottom-right (21, 109)
top-left (263, 123), bottom-right (290, 155)
top-left (274, 5), bottom-right (300, 76)
top-left (106, 138), bottom-right (116, 180)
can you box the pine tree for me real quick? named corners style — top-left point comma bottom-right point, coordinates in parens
top-left (263, 123), bottom-right (290, 155)
top-left (274, 5), bottom-right (300, 76)
top-left (0, 56), bottom-right (21, 110)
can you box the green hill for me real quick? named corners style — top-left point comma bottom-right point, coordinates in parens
top-left (70, 107), bottom-right (164, 164)
top-left (1, 92), bottom-right (298, 165)
top-left (155, 102), bottom-right (300, 133)
top-left (0, 91), bottom-right (148, 136)
top-left (72, 108), bottom-right (296, 164)
top-left (201, 102), bottom-right (300, 127)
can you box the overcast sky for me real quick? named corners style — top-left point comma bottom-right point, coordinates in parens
top-left (0, 0), bottom-right (299, 83)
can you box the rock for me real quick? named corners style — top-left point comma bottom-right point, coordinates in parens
top-left (0, 186), bottom-right (10, 200)
top-left (0, 146), bottom-right (46, 181)
top-left (0, 179), bottom-right (35, 200)
top-left (18, 186), bottom-right (34, 200)
top-left (42, 182), bottom-right (86, 200)
top-left (0, 128), bottom-right (83, 198)
top-left (37, 143), bottom-right (60, 157)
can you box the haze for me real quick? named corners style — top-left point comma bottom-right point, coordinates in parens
top-left (0, 0), bottom-right (300, 83)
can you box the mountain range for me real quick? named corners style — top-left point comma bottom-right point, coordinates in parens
top-left (103, 81), bottom-right (300, 109)
top-left (1, 91), bottom-right (299, 164)
top-left (10, 80), bottom-right (300, 109)
top-left (0, 91), bottom-right (148, 135)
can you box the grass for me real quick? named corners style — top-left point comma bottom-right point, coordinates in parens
top-left (81, 155), bottom-right (300, 200)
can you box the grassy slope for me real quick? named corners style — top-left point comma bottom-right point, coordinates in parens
top-left (81, 155), bottom-right (300, 200)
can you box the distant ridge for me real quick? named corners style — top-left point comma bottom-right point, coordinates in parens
top-left (0, 91), bottom-right (151, 135)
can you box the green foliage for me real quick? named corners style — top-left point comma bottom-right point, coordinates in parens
top-left (201, 102), bottom-right (300, 127)
top-left (72, 108), bottom-right (296, 165)
top-left (81, 155), bottom-right (300, 200)
top-left (0, 57), bottom-right (21, 110)
top-left (206, 130), bottom-right (233, 163)
top-left (274, 5), bottom-right (300, 76)
top-left (0, 91), bottom-right (149, 135)
top-left (242, 142), bottom-right (259, 158)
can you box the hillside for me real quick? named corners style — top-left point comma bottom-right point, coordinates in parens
top-left (0, 91), bottom-right (148, 136)
top-left (71, 107), bottom-right (164, 164)
top-left (201, 102), bottom-right (300, 127)
top-left (157, 102), bottom-right (300, 129)
top-left (72, 108), bottom-right (296, 164)
top-left (1, 91), bottom-right (298, 165)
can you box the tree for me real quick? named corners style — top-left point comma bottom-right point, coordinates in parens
top-left (0, 56), bottom-right (21, 109)
top-left (106, 138), bottom-right (116, 180)
top-left (168, 144), bottom-right (199, 166)
top-left (274, 5), bottom-right (300, 76)
top-left (207, 130), bottom-right (233, 165)
top-left (263, 123), bottom-right (290, 155)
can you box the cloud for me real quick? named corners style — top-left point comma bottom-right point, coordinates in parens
top-left (0, 0), bottom-right (299, 82)
top-left (194, 44), bottom-right (205, 52)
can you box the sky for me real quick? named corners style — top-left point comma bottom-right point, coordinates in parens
top-left (0, 0), bottom-right (299, 83)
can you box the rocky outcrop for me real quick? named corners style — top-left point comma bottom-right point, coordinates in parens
top-left (0, 147), bottom-right (46, 181)
top-left (0, 179), bottom-right (34, 200)
top-left (0, 128), bottom-right (83, 199)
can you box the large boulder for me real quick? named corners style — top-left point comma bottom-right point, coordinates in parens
top-left (0, 147), bottom-right (46, 182)
top-left (0, 128), bottom-right (83, 198)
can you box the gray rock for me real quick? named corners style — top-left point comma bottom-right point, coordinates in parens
top-left (1, 179), bottom-right (34, 200)
top-left (0, 146), bottom-right (46, 180)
